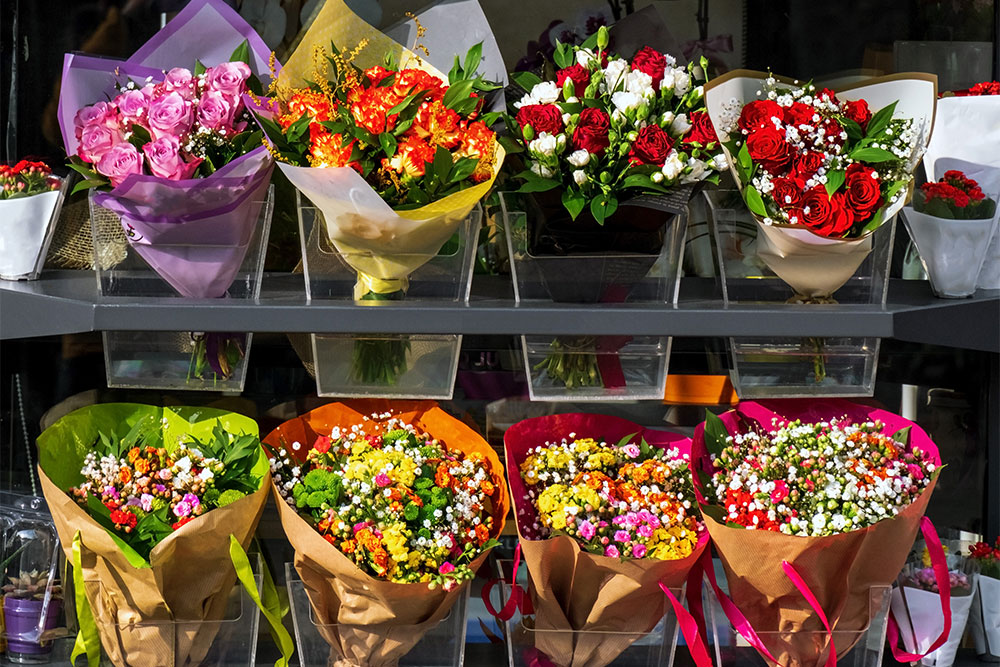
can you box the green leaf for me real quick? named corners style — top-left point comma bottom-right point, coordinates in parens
top-left (703, 410), bottom-right (729, 457)
top-left (228, 40), bottom-right (251, 66)
top-left (387, 89), bottom-right (425, 116)
top-left (448, 55), bottom-right (463, 85)
top-left (393, 118), bottom-right (415, 136)
top-left (744, 186), bottom-right (767, 216)
top-left (514, 169), bottom-right (559, 193)
top-left (553, 41), bottom-right (573, 69)
top-left (463, 42), bottom-right (483, 78)
top-left (737, 141), bottom-right (752, 172)
top-left (443, 79), bottom-right (475, 110)
top-left (320, 120), bottom-right (347, 134)
top-left (700, 504), bottom-right (728, 524)
top-left (850, 146), bottom-right (897, 163)
top-left (379, 132), bottom-right (397, 158)
top-left (561, 188), bottom-right (587, 219)
top-left (194, 60), bottom-right (207, 77)
top-left (511, 71), bottom-right (543, 92)
top-left (432, 145), bottom-right (453, 185)
top-left (825, 169), bottom-right (846, 196)
top-left (448, 156), bottom-right (478, 184)
top-left (580, 31), bottom-right (600, 50)
top-left (840, 117), bottom-right (863, 143)
top-left (622, 173), bottom-right (670, 193)
top-left (865, 100), bottom-right (897, 139)
top-left (72, 179), bottom-right (109, 194)
top-left (892, 426), bottom-right (912, 446)
top-left (589, 195), bottom-right (618, 224)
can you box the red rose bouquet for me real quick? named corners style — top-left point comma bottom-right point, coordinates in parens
top-left (705, 71), bottom-right (936, 297)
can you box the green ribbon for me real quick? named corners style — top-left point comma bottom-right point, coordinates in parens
top-left (70, 532), bottom-right (101, 667)
top-left (229, 536), bottom-right (294, 667)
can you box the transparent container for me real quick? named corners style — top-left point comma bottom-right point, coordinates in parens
top-left (102, 330), bottom-right (253, 393)
top-left (286, 563), bottom-right (468, 667)
top-left (521, 335), bottom-right (671, 402)
top-left (902, 206), bottom-right (999, 298)
top-left (495, 559), bottom-right (682, 667)
top-left (77, 554), bottom-right (262, 667)
top-left (705, 189), bottom-right (895, 398)
top-left (297, 194), bottom-right (481, 399)
top-left (0, 175), bottom-right (70, 281)
top-left (707, 586), bottom-right (892, 667)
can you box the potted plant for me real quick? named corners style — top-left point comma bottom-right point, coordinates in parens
top-left (2, 568), bottom-right (63, 663)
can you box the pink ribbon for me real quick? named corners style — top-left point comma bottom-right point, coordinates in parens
top-left (482, 543), bottom-right (530, 622)
top-left (681, 34), bottom-right (734, 62)
top-left (887, 517), bottom-right (953, 662)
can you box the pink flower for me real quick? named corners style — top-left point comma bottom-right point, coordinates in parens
top-left (206, 61), bottom-right (252, 98)
top-left (163, 68), bottom-right (194, 98)
top-left (143, 135), bottom-right (199, 180)
top-left (139, 494), bottom-right (154, 512)
top-left (578, 520), bottom-right (596, 541)
top-left (78, 124), bottom-right (121, 164)
top-left (196, 90), bottom-right (235, 131)
top-left (74, 102), bottom-right (117, 137)
top-left (614, 530), bottom-right (631, 543)
top-left (604, 545), bottom-right (620, 558)
top-left (622, 443), bottom-right (641, 459)
top-left (181, 493), bottom-right (200, 511)
top-left (147, 92), bottom-right (194, 140)
top-left (770, 480), bottom-right (789, 504)
top-left (438, 562), bottom-right (455, 574)
top-left (637, 524), bottom-right (654, 538)
top-left (114, 90), bottom-right (149, 123)
top-left (375, 472), bottom-right (392, 487)
top-left (632, 543), bottom-right (647, 558)
top-left (907, 464), bottom-right (925, 481)
top-left (173, 500), bottom-right (192, 518)
top-left (96, 142), bottom-right (142, 187)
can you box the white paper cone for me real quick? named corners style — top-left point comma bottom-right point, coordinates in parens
top-left (755, 222), bottom-right (873, 297)
top-left (0, 190), bottom-right (62, 280)
top-left (901, 207), bottom-right (1000, 298)
top-left (890, 586), bottom-right (974, 667)
top-left (970, 575), bottom-right (1000, 657)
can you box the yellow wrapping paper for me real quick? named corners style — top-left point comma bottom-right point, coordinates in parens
top-left (704, 70), bottom-right (937, 297)
top-left (277, 0), bottom-right (504, 296)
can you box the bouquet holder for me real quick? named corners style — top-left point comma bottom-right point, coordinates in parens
top-left (495, 559), bottom-right (685, 667)
top-left (500, 192), bottom-right (684, 400)
top-left (286, 563), bottom-right (468, 667)
top-left (705, 190), bottom-right (895, 398)
top-left (295, 194), bottom-right (482, 399)
top-left (92, 185), bottom-right (274, 393)
top-left (970, 572), bottom-right (1000, 661)
top-left (0, 175), bottom-right (71, 281)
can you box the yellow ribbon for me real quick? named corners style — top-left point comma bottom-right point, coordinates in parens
top-left (70, 532), bottom-right (101, 667)
top-left (229, 536), bottom-right (294, 667)
top-left (354, 272), bottom-right (409, 300)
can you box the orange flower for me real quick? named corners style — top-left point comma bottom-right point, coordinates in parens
top-left (127, 447), bottom-right (141, 463)
top-left (456, 120), bottom-right (497, 183)
top-left (364, 65), bottom-right (393, 86)
top-left (133, 458), bottom-right (150, 476)
top-left (279, 90), bottom-right (334, 129)
top-left (309, 130), bottom-right (356, 169)
top-left (387, 136), bottom-right (435, 178)
top-left (393, 69), bottom-right (445, 102)
top-left (480, 479), bottom-right (495, 496)
top-left (413, 100), bottom-right (461, 148)
top-left (435, 462), bottom-right (453, 488)
top-left (340, 538), bottom-right (357, 553)
top-left (119, 467), bottom-right (132, 485)
top-left (475, 523), bottom-right (491, 545)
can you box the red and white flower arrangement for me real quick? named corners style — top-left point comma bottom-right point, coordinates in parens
top-left (0, 161), bottom-right (61, 200)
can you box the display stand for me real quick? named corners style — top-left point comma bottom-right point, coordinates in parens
top-left (297, 195), bottom-right (481, 399)
top-left (285, 564), bottom-right (469, 667)
top-left (706, 190), bottom-right (895, 398)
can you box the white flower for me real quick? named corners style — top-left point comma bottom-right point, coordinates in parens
top-left (661, 151), bottom-right (684, 180)
top-left (651, 172), bottom-right (664, 184)
top-left (572, 169), bottom-right (588, 185)
top-left (514, 93), bottom-right (537, 109)
top-left (681, 159), bottom-right (708, 184)
top-left (669, 113), bottom-right (692, 137)
top-left (530, 81), bottom-right (560, 104)
top-left (611, 90), bottom-right (642, 114)
top-left (710, 154), bottom-right (729, 171)
top-left (812, 514), bottom-right (827, 533)
top-left (575, 48), bottom-right (599, 67)
top-left (625, 70), bottom-right (654, 98)
top-left (175, 456), bottom-right (192, 472)
top-left (529, 161), bottom-right (555, 178)
top-left (528, 132), bottom-right (558, 157)
top-left (567, 149), bottom-right (590, 167)
top-left (673, 69), bottom-right (692, 96)
top-left (660, 111), bottom-right (675, 127)
top-left (603, 59), bottom-right (629, 90)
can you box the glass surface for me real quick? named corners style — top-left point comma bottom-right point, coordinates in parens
top-left (286, 563), bottom-right (468, 667)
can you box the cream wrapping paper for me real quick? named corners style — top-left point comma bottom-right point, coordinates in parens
top-left (274, 0), bottom-right (503, 297)
top-left (704, 70), bottom-right (937, 297)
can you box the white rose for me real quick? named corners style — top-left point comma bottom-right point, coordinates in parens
top-left (528, 132), bottom-right (558, 157)
top-left (669, 113), bottom-right (692, 137)
top-left (673, 69), bottom-right (692, 96)
top-left (611, 90), bottom-right (641, 114)
top-left (603, 59), bottom-right (628, 90)
top-left (572, 169), bottom-right (588, 185)
top-left (661, 151), bottom-right (684, 180)
top-left (529, 161), bottom-right (555, 178)
top-left (567, 149), bottom-right (590, 167)
top-left (530, 81), bottom-right (560, 104)
top-left (514, 93), bottom-right (538, 109)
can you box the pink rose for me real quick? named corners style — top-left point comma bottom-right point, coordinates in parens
top-left (637, 523), bottom-right (653, 538)
top-left (114, 90), bottom-right (149, 123)
top-left (438, 562), bottom-right (455, 575)
top-left (205, 61), bottom-right (251, 97)
top-left (78, 124), bottom-right (121, 164)
top-left (578, 520), bottom-right (596, 541)
top-left (147, 92), bottom-right (194, 140)
top-left (374, 472), bottom-right (392, 487)
top-left (196, 89), bottom-right (235, 131)
top-left (96, 142), bottom-right (143, 186)
top-left (73, 102), bottom-right (117, 138)
top-left (604, 545), bottom-right (620, 558)
top-left (631, 543), bottom-right (647, 558)
top-left (163, 68), bottom-right (194, 98)
top-left (143, 135), bottom-right (199, 180)
top-left (614, 530), bottom-right (631, 543)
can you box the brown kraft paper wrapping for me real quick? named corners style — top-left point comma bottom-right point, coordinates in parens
top-left (505, 413), bottom-right (708, 667)
top-left (39, 468), bottom-right (268, 667)
top-left (263, 400), bottom-right (508, 667)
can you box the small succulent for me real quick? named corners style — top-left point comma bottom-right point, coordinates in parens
top-left (2, 571), bottom-right (63, 601)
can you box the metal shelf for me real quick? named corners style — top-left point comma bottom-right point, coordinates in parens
top-left (1, 271), bottom-right (997, 352)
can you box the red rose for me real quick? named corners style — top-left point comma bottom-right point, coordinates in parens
top-left (842, 99), bottom-right (872, 131)
top-left (784, 102), bottom-right (817, 128)
top-left (817, 88), bottom-right (839, 103)
top-left (572, 107), bottom-right (611, 155)
top-left (771, 177), bottom-right (803, 209)
top-left (746, 126), bottom-right (792, 174)
top-left (556, 64), bottom-right (590, 98)
top-left (313, 435), bottom-right (332, 453)
top-left (738, 100), bottom-right (784, 132)
top-left (516, 104), bottom-right (564, 136)
top-left (801, 186), bottom-right (854, 237)
top-left (821, 118), bottom-right (847, 146)
top-left (631, 46), bottom-right (667, 90)
top-left (629, 124), bottom-right (673, 165)
top-left (845, 163), bottom-right (883, 217)
top-left (790, 151), bottom-right (825, 180)
top-left (683, 111), bottom-right (718, 146)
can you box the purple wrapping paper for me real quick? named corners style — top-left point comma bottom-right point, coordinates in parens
top-left (58, 0), bottom-right (275, 299)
